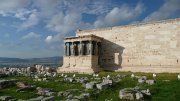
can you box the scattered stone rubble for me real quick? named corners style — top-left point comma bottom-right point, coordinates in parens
top-left (0, 96), bottom-right (13, 101)
top-left (119, 87), bottom-right (151, 100)
top-left (0, 79), bottom-right (18, 89)
top-left (1, 67), bottom-right (178, 101)
top-left (0, 73), bottom-right (8, 77)
top-left (37, 87), bottom-right (56, 96)
top-left (96, 79), bottom-right (113, 90)
top-left (57, 89), bottom-right (90, 101)
top-left (16, 81), bottom-right (36, 92)
top-left (25, 96), bottom-right (55, 101)
top-left (136, 76), bottom-right (156, 85)
top-left (0, 65), bottom-right (56, 77)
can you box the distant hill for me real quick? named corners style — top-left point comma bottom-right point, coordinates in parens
top-left (0, 56), bottom-right (63, 67)
top-left (0, 57), bottom-right (28, 63)
top-left (26, 56), bottom-right (63, 64)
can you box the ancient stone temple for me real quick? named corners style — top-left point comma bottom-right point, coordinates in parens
top-left (58, 18), bottom-right (180, 73)
top-left (58, 35), bottom-right (103, 73)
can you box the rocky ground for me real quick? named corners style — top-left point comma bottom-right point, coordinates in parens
top-left (0, 65), bottom-right (180, 101)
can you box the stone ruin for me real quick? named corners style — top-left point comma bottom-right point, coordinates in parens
top-left (58, 18), bottom-right (180, 73)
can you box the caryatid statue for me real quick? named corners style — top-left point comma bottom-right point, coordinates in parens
top-left (81, 43), bottom-right (85, 55)
top-left (70, 43), bottom-right (75, 56)
top-left (88, 41), bottom-right (93, 55)
top-left (73, 44), bottom-right (76, 55)
top-left (64, 43), bottom-right (67, 56)
top-left (78, 42), bottom-right (82, 55)
top-left (95, 43), bottom-right (98, 55)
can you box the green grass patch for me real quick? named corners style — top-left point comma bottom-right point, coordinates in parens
top-left (1, 72), bottom-right (180, 101)
top-left (0, 87), bottom-right (38, 100)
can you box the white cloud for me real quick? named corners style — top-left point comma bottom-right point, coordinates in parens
top-left (0, 0), bottom-right (29, 16)
top-left (0, 0), bottom-right (121, 33)
top-left (18, 10), bottom-right (39, 31)
top-left (45, 36), bottom-right (53, 43)
top-left (45, 10), bottom-right (93, 44)
top-left (94, 2), bottom-right (144, 28)
top-left (22, 32), bottom-right (41, 40)
top-left (0, 0), bottom-right (39, 31)
top-left (0, 11), bottom-right (10, 16)
top-left (32, 0), bottom-right (62, 17)
top-left (85, 0), bottom-right (113, 15)
top-left (59, 0), bottom-right (112, 15)
top-left (15, 9), bottom-right (37, 20)
top-left (35, 0), bottom-right (112, 33)
top-left (46, 12), bottom-right (87, 33)
top-left (45, 34), bottom-right (65, 44)
top-left (143, 0), bottom-right (180, 22)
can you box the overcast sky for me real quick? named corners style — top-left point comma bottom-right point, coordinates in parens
top-left (0, 0), bottom-right (180, 58)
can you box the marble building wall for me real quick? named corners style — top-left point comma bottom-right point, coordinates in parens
top-left (76, 19), bottom-right (180, 72)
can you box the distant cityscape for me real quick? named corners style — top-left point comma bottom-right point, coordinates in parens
top-left (0, 56), bottom-right (63, 68)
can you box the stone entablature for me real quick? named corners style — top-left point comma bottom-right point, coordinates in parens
top-left (64, 35), bottom-right (103, 56)
top-left (64, 34), bottom-right (103, 42)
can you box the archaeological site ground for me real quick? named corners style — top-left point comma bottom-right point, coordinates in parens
top-left (0, 69), bottom-right (180, 101)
